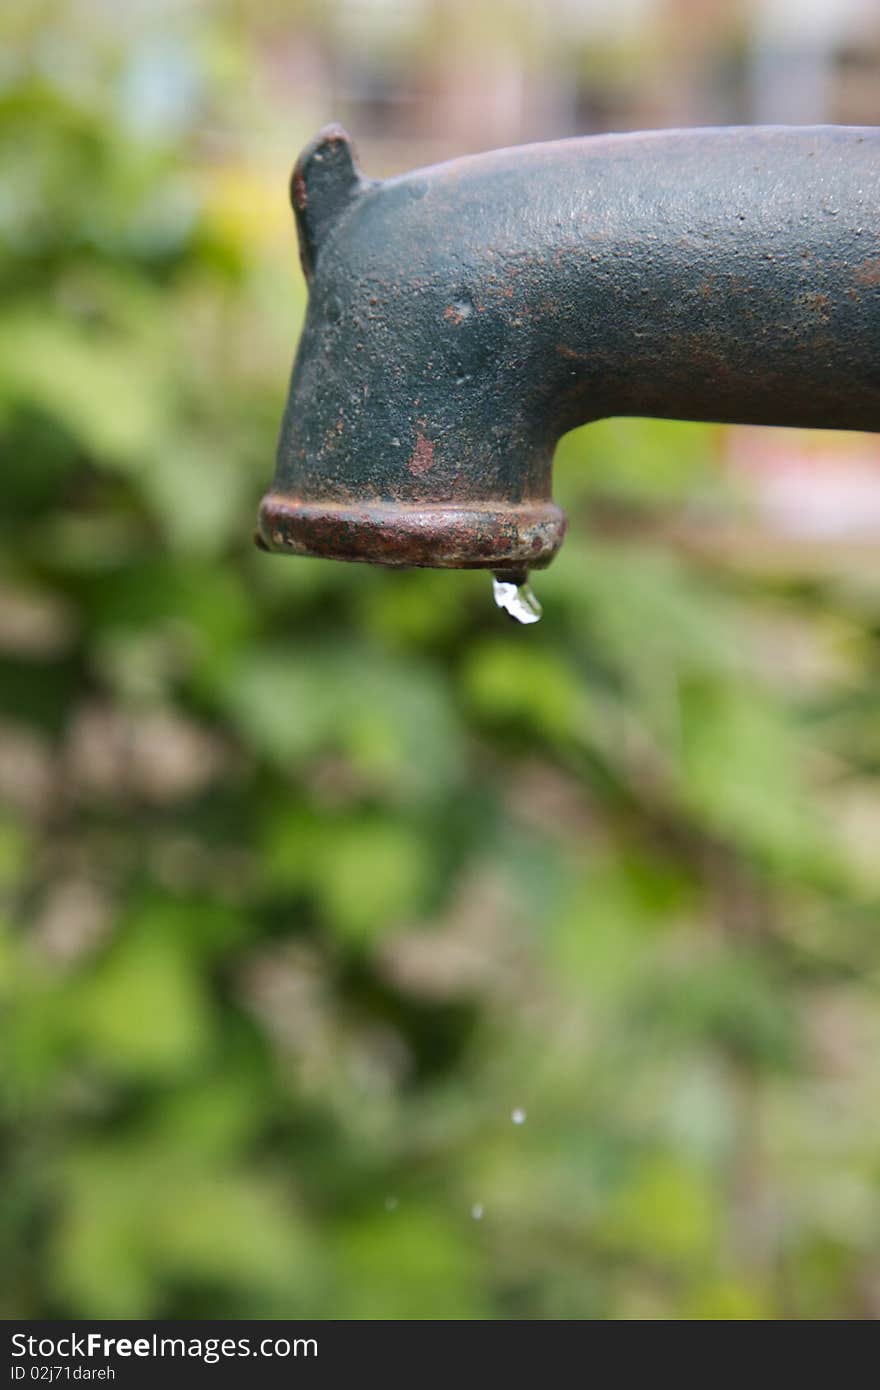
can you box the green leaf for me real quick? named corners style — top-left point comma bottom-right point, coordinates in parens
top-left (264, 810), bottom-right (433, 943)
top-left (0, 313), bottom-right (167, 466)
top-left (462, 638), bottom-right (589, 742)
top-left (599, 1155), bottom-right (718, 1266)
top-left (74, 927), bottom-right (215, 1080)
top-left (332, 1208), bottom-right (486, 1319)
top-left (679, 680), bottom-right (823, 867)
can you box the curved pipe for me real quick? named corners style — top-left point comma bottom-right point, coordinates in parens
top-left (259, 124), bottom-right (880, 572)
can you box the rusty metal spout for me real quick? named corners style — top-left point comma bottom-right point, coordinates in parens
top-left (258, 124), bottom-right (880, 572)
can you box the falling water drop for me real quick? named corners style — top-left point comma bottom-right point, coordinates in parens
top-left (384, 1195), bottom-right (399, 1211)
top-left (511, 1107), bottom-right (527, 1126)
top-left (492, 571), bottom-right (542, 625)
top-left (471, 1203), bottom-right (485, 1221)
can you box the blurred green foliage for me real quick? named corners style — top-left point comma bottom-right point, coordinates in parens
top-left (3, 3), bottom-right (880, 1322)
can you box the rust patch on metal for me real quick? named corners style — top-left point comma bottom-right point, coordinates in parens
top-left (291, 168), bottom-right (308, 211)
top-left (408, 431), bottom-right (435, 476)
top-left (443, 297), bottom-right (473, 325)
top-left (855, 257), bottom-right (880, 287)
top-left (803, 290), bottom-right (831, 322)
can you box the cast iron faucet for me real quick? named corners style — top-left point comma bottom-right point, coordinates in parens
top-left (258, 124), bottom-right (880, 580)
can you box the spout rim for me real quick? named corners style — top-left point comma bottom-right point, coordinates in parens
top-left (257, 494), bottom-right (567, 570)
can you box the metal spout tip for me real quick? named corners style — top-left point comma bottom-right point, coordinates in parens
top-left (257, 494), bottom-right (567, 571)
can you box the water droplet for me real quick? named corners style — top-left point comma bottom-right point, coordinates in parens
top-left (511, 1107), bottom-right (527, 1125)
top-left (471, 1202), bottom-right (485, 1221)
top-left (384, 1195), bottom-right (399, 1211)
top-left (492, 572), bottom-right (542, 625)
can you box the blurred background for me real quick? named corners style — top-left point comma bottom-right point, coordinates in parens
top-left (2, 0), bottom-right (880, 1321)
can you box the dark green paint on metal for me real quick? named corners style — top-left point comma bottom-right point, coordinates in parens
top-left (258, 124), bottom-right (880, 570)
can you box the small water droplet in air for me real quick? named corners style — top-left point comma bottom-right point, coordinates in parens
top-left (492, 571), bottom-right (542, 625)
top-left (384, 1195), bottom-right (399, 1211)
top-left (471, 1203), bottom-right (485, 1221)
top-left (511, 1107), bottom-right (527, 1125)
